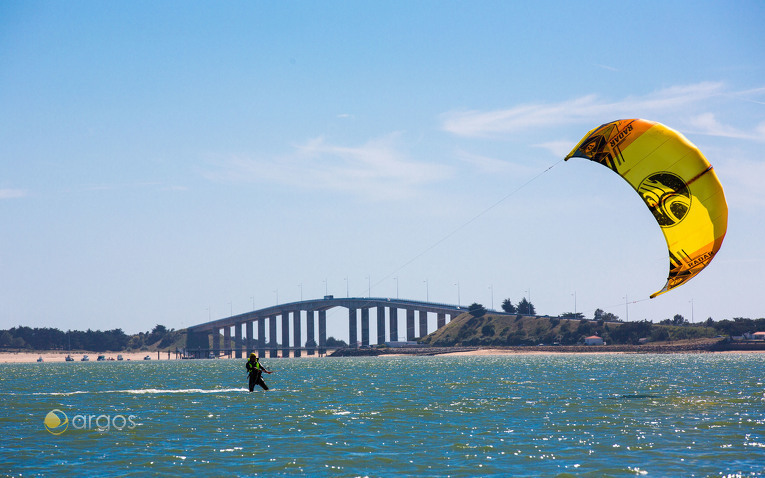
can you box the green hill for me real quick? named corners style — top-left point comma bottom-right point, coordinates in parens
top-left (421, 313), bottom-right (579, 346)
top-left (420, 312), bottom-right (715, 346)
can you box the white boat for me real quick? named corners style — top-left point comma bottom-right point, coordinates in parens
top-left (81, 355), bottom-right (89, 361)
top-left (117, 355), bottom-right (123, 361)
top-left (143, 355), bottom-right (151, 360)
top-left (65, 355), bottom-right (74, 362)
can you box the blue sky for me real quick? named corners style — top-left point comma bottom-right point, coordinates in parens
top-left (2, 1), bottom-right (764, 339)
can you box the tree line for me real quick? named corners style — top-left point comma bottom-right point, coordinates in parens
top-left (466, 298), bottom-right (765, 345)
top-left (0, 325), bottom-right (181, 352)
top-left (0, 324), bottom-right (350, 352)
top-left (486, 296), bottom-right (765, 332)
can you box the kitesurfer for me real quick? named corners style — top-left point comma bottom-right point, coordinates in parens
top-left (246, 353), bottom-right (272, 391)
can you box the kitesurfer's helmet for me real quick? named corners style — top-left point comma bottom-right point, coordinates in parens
top-left (250, 353), bottom-right (257, 359)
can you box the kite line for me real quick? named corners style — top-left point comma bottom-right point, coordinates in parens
top-left (371, 158), bottom-right (565, 292)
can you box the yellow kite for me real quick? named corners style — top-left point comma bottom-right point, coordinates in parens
top-left (565, 119), bottom-right (728, 298)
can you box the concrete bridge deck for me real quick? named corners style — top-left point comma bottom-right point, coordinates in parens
top-left (186, 297), bottom-right (467, 358)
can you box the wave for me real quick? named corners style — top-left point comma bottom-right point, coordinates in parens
top-left (9, 387), bottom-right (249, 396)
top-left (121, 388), bottom-right (247, 395)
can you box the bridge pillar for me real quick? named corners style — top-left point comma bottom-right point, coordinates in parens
top-left (318, 310), bottom-right (327, 355)
top-left (223, 326), bottom-right (232, 358)
top-left (361, 308), bottom-right (369, 347)
top-left (306, 310), bottom-right (315, 355)
top-left (213, 329), bottom-right (221, 358)
top-left (269, 315), bottom-right (278, 358)
top-left (234, 323), bottom-right (243, 358)
top-left (389, 307), bottom-right (398, 342)
top-left (349, 308), bottom-right (358, 348)
top-left (437, 312), bottom-right (445, 329)
top-left (258, 317), bottom-right (266, 358)
top-left (293, 311), bottom-right (301, 358)
top-left (377, 306), bottom-right (386, 345)
top-left (281, 312), bottom-right (290, 358)
top-left (245, 321), bottom-right (253, 355)
top-left (406, 309), bottom-right (415, 341)
top-left (186, 329), bottom-right (208, 358)
top-left (418, 310), bottom-right (427, 338)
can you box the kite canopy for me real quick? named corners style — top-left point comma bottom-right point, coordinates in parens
top-left (565, 119), bottom-right (728, 298)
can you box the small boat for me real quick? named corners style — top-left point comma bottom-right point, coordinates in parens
top-left (97, 355), bottom-right (105, 361)
top-left (117, 355), bottom-right (123, 361)
top-left (65, 355), bottom-right (74, 362)
top-left (81, 355), bottom-right (89, 362)
top-left (37, 356), bottom-right (43, 362)
top-left (143, 355), bottom-right (151, 360)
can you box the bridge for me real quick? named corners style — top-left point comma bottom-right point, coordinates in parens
top-left (186, 297), bottom-right (466, 358)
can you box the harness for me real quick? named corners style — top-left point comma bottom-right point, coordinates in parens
top-left (247, 359), bottom-right (261, 374)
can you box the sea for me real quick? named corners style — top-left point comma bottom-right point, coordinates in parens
top-left (1, 353), bottom-right (764, 477)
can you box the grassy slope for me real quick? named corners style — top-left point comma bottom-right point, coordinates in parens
top-left (421, 312), bottom-right (717, 346)
top-left (422, 312), bottom-right (577, 346)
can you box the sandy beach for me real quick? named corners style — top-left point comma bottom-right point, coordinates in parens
top-left (0, 351), bottom-right (183, 363)
top-left (4, 342), bottom-right (764, 363)
top-left (0, 349), bottom-right (603, 363)
top-left (0, 350), bottom-right (333, 363)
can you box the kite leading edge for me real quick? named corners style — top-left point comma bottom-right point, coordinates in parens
top-left (565, 119), bottom-right (728, 298)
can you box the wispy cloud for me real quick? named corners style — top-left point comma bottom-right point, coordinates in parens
top-left (0, 189), bottom-right (27, 199)
top-left (727, 86), bottom-right (765, 106)
top-left (718, 156), bottom-right (765, 209)
top-left (75, 182), bottom-right (188, 194)
top-left (455, 149), bottom-right (535, 175)
top-left (205, 134), bottom-right (453, 201)
top-left (533, 141), bottom-right (577, 158)
top-left (594, 64), bottom-right (619, 72)
top-left (687, 113), bottom-right (765, 141)
top-left (441, 82), bottom-right (727, 138)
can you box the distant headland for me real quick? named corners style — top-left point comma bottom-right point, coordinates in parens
top-left (2, 312), bottom-right (764, 363)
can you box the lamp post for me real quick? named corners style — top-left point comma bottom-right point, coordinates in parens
top-left (454, 281), bottom-right (460, 306)
top-left (424, 279), bottom-right (429, 302)
top-left (690, 298), bottom-right (694, 323)
top-left (394, 277), bottom-right (399, 299)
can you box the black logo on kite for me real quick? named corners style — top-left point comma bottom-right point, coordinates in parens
top-left (581, 135), bottom-right (611, 163)
top-left (577, 122), bottom-right (629, 172)
top-left (638, 172), bottom-right (691, 227)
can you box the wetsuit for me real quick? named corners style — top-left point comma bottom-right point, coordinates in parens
top-left (246, 358), bottom-right (270, 391)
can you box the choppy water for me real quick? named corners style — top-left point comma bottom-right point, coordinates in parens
top-left (2, 354), bottom-right (765, 477)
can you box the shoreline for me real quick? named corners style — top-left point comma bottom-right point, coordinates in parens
top-left (329, 339), bottom-right (765, 357)
top-left (0, 350), bottom-right (337, 363)
top-left (5, 341), bottom-right (765, 363)
top-left (0, 350), bottom-right (181, 363)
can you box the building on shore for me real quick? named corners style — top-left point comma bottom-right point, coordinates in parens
top-left (584, 335), bottom-right (604, 346)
